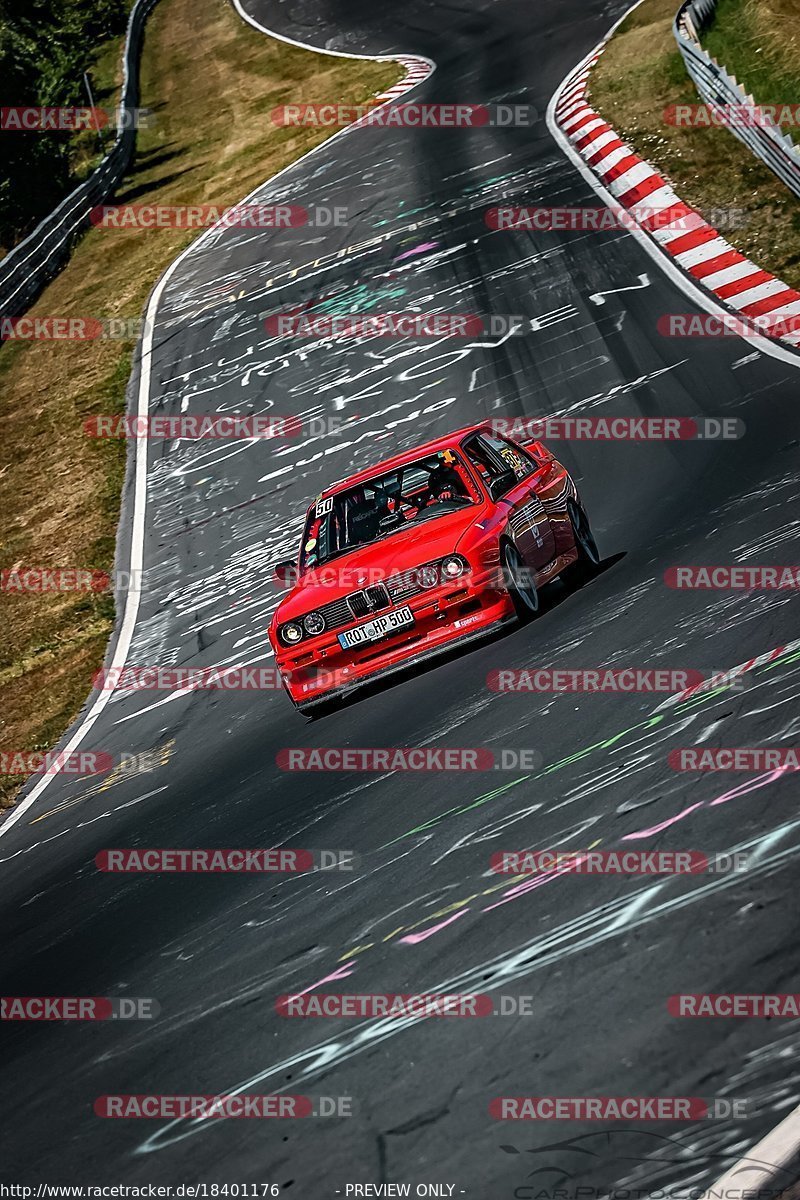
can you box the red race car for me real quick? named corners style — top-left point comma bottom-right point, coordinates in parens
top-left (269, 422), bottom-right (599, 715)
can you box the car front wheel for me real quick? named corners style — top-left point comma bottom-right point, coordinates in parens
top-left (501, 540), bottom-right (540, 621)
top-left (566, 499), bottom-right (600, 580)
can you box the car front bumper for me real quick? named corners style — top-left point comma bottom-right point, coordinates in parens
top-left (276, 581), bottom-right (514, 711)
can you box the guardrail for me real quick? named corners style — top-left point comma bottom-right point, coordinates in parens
top-left (673, 0), bottom-right (800, 200)
top-left (0, 0), bottom-right (161, 322)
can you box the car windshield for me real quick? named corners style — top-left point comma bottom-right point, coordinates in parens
top-left (299, 450), bottom-right (477, 571)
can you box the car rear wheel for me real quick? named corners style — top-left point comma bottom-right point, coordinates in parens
top-left (566, 499), bottom-right (600, 579)
top-left (501, 540), bottom-right (540, 621)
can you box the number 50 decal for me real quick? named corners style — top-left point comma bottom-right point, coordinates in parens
top-left (315, 496), bottom-right (334, 517)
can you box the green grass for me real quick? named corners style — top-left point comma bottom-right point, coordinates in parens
top-left (590, 0), bottom-right (800, 289)
top-left (702, 0), bottom-right (800, 145)
top-left (71, 14), bottom-right (132, 181)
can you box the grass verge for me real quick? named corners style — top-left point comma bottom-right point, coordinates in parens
top-left (0, 0), bottom-right (401, 810)
top-left (589, 0), bottom-right (800, 288)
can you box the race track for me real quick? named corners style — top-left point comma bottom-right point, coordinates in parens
top-left (2, 0), bottom-right (800, 1192)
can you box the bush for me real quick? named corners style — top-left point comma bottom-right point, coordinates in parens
top-left (0, 0), bottom-right (129, 249)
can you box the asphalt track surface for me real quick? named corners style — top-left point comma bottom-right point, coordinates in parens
top-left (2, 0), bottom-right (800, 1193)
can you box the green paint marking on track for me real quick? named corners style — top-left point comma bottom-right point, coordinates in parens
top-left (537, 716), bottom-right (664, 775)
top-left (380, 776), bottom-right (528, 848)
top-left (380, 647), bottom-right (800, 849)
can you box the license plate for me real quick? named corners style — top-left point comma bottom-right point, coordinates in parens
top-left (338, 606), bottom-right (414, 650)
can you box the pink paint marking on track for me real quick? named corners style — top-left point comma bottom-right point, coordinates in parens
top-left (622, 767), bottom-right (790, 841)
top-left (394, 241), bottom-right (439, 261)
top-left (484, 859), bottom-right (586, 912)
top-left (622, 802), bottom-right (706, 840)
top-left (398, 910), bottom-right (468, 944)
top-left (286, 959), bottom-right (357, 997)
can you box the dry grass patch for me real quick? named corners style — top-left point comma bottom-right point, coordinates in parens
top-left (0, 0), bottom-right (401, 809)
top-left (590, 0), bottom-right (800, 287)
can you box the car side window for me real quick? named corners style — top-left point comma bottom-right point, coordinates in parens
top-left (482, 434), bottom-right (534, 480)
top-left (462, 434), bottom-right (526, 498)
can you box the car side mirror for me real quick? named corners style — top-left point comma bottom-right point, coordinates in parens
top-left (489, 470), bottom-right (516, 501)
top-left (273, 560), bottom-right (298, 587)
top-left (523, 439), bottom-right (553, 463)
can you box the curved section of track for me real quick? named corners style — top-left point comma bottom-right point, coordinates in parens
top-left (1, 0), bottom-right (799, 1193)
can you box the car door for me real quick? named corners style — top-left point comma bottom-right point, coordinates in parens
top-left (462, 433), bottom-right (555, 568)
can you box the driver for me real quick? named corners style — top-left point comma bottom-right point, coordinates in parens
top-left (389, 464), bottom-right (467, 521)
top-left (421, 464), bottom-right (466, 506)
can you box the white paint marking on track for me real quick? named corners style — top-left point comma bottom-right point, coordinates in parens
top-left (0, 9), bottom-right (435, 840)
top-left (0, 788), bottom-right (169, 864)
top-left (588, 275), bottom-right (649, 305)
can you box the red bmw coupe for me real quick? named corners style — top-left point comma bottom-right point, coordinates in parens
top-left (269, 422), bottom-right (599, 715)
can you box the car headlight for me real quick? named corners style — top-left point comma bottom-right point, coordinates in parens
top-left (279, 621), bottom-right (303, 646)
top-left (303, 610), bottom-right (326, 636)
top-left (418, 563), bottom-right (440, 589)
top-left (441, 555), bottom-right (467, 580)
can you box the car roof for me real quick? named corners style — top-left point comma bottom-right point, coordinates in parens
top-left (318, 422), bottom-right (494, 498)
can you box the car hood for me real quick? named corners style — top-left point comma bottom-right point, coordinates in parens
top-left (275, 505), bottom-right (482, 620)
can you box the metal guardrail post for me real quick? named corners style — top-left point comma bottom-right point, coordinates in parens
top-left (0, 0), bottom-right (161, 324)
top-left (673, 0), bottom-right (800, 200)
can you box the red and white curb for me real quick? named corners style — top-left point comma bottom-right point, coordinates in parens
top-left (350, 54), bottom-right (435, 128)
top-left (553, 48), bottom-right (800, 350)
top-left (654, 639), bottom-right (798, 710)
top-left (374, 54), bottom-right (434, 101)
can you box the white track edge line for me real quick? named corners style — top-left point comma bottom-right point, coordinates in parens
top-left (545, 11), bottom-right (800, 369)
top-left (547, 4), bottom-right (800, 1194)
top-left (0, 6), bottom-right (434, 838)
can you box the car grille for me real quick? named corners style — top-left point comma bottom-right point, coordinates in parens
top-left (315, 595), bottom-right (353, 629)
top-left (348, 584), bottom-right (390, 619)
top-left (313, 567), bottom-right (431, 633)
